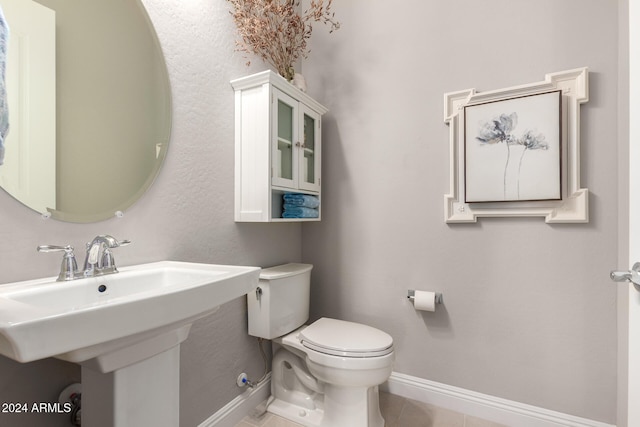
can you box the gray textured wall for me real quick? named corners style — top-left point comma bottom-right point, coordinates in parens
top-left (0, 0), bottom-right (298, 426)
top-left (302, 0), bottom-right (619, 424)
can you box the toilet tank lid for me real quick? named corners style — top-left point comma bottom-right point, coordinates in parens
top-left (259, 263), bottom-right (313, 280)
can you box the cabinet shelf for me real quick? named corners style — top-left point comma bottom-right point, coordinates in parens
top-left (231, 70), bottom-right (328, 222)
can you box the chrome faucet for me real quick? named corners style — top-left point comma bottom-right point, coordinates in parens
top-left (83, 235), bottom-right (131, 277)
top-left (39, 235), bottom-right (130, 281)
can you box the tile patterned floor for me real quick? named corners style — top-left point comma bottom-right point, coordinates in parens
top-left (235, 391), bottom-right (508, 427)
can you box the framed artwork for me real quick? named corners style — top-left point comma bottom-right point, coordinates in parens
top-left (444, 68), bottom-right (589, 223)
top-left (464, 90), bottom-right (562, 203)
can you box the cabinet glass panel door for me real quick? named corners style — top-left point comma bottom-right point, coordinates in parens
top-left (299, 106), bottom-right (321, 192)
top-left (272, 90), bottom-right (298, 188)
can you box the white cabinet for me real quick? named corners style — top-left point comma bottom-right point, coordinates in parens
top-left (231, 71), bottom-right (327, 222)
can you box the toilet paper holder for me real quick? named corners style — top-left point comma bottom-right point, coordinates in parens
top-left (407, 290), bottom-right (443, 305)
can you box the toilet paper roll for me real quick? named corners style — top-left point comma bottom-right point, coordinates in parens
top-left (413, 291), bottom-right (437, 312)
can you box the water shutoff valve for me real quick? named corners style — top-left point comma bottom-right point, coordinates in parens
top-left (237, 373), bottom-right (248, 387)
top-left (237, 372), bottom-right (255, 388)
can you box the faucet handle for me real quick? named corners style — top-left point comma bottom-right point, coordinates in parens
top-left (37, 244), bottom-right (73, 253)
top-left (86, 235), bottom-right (131, 248)
top-left (37, 245), bottom-right (79, 281)
top-left (85, 236), bottom-right (131, 258)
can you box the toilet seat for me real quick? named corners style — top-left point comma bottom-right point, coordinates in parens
top-left (299, 317), bottom-right (393, 358)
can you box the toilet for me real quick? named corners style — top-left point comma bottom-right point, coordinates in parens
top-left (247, 263), bottom-right (394, 427)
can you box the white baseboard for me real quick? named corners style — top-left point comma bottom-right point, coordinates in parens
top-left (198, 373), bottom-right (271, 427)
top-left (381, 372), bottom-right (615, 427)
top-left (200, 371), bottom-right (615, 427)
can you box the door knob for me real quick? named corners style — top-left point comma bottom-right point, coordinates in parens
top-left (610, 262), bottom-right (640, 287)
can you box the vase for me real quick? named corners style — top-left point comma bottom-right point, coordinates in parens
top-left (291, 73), bottom-right (307, 92)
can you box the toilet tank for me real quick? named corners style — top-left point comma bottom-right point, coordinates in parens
top-left (247, 263), bottom-right (313, 339)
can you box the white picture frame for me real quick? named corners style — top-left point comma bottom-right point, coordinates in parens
top-left (444, 68), bottom-right (589, 223)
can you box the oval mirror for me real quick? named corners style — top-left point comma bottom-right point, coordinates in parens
top-left (0, 0), bottom-right (171, 223)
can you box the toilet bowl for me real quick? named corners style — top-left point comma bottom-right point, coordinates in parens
top-left (272, 318), bottom-right (394, 427)
top-left (247, 264), bottom-right (394, 427)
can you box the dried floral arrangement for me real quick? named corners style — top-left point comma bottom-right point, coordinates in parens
top-left (227, 0), bottom-right (340, 81)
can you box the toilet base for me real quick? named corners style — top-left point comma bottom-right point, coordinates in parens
top-left (267, 397), bottom-right (324, 427)
top-left (267, 385), bottom-right (385, 427)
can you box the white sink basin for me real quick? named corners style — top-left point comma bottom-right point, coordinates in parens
top-left (0, 261), bottom-right (260, 366)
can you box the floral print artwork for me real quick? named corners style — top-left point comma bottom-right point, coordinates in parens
top-left (464, 91), bottom-right (561, 203)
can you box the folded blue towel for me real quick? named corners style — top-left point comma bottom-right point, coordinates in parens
top-left (0, 7), bottom-right (9, 165)
top-left (283, 193), bottom-right (320, 209)
top-left (282, 205), bottom-right (319, 219)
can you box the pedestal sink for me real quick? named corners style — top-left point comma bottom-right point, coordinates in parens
top-left (0, 261), bottom-right (260, 426)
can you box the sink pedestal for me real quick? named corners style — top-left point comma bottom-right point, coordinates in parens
top-left (83, 346), bottom-right (179, 427)
top-left (80, 326), bottom-right (192, 427)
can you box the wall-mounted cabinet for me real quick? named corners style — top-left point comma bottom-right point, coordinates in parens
top-left (231, 71), bottom-right (328, 222)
